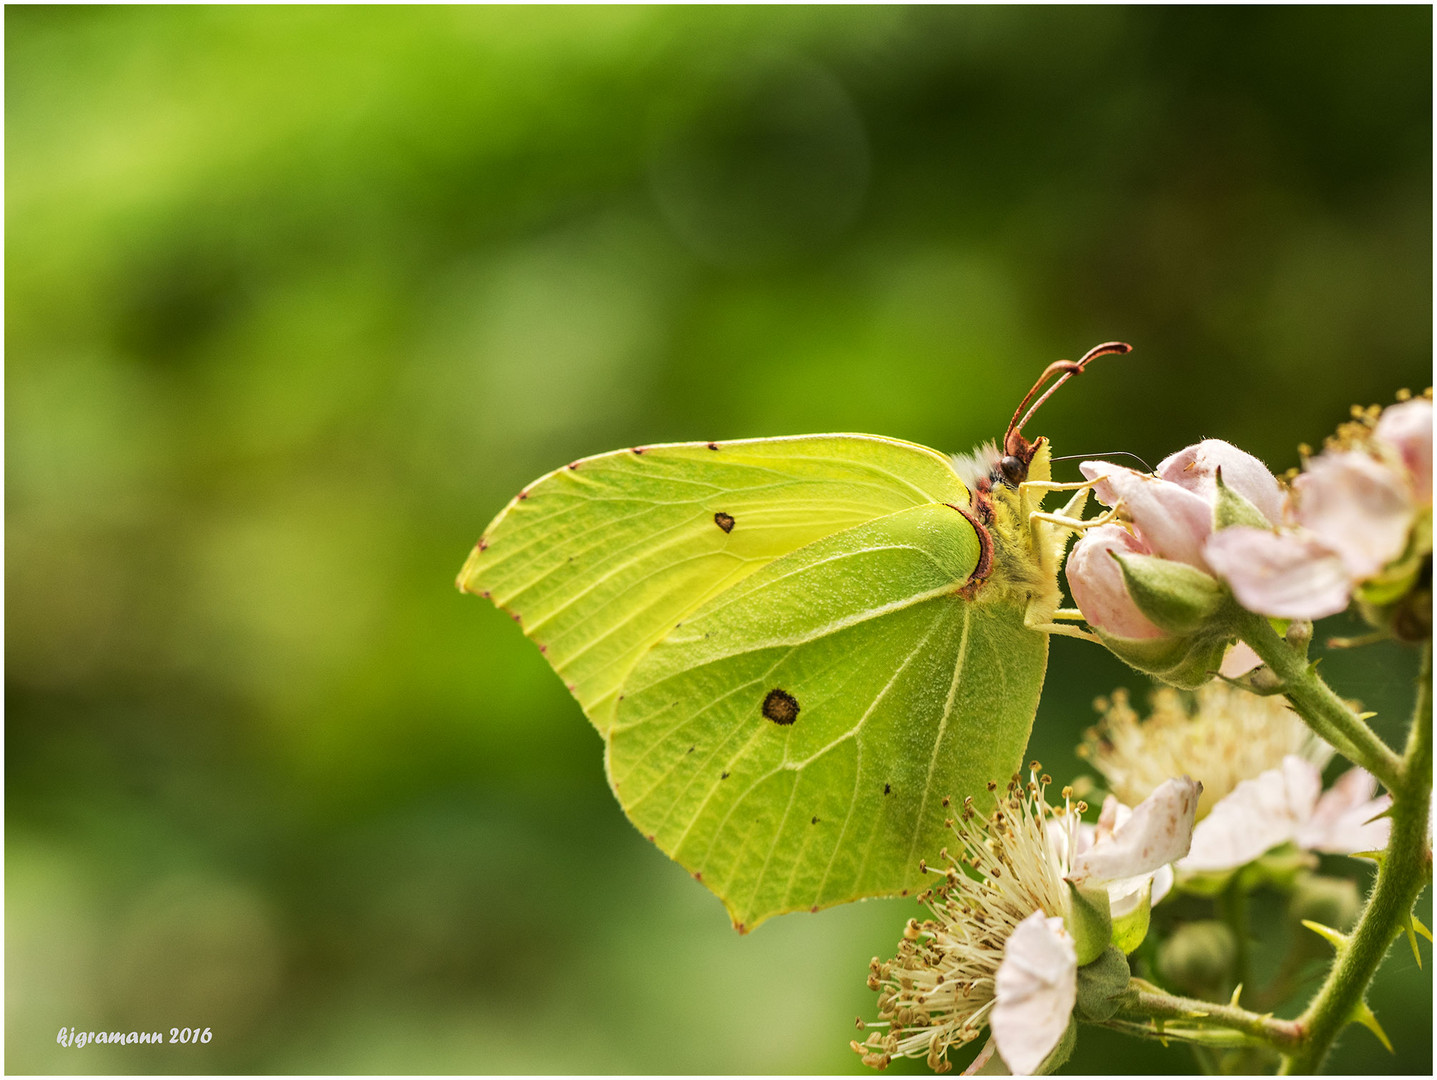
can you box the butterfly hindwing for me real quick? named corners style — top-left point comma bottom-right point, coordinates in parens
top-left (608, 503), bottom-right (1047, 930)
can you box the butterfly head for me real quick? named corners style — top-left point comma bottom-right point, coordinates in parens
top-left (1000, 341), bottom-right (1131, 485)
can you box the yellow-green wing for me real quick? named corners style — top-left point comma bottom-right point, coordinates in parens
top-left (608, 502), bottom-right (1047, 930)
top-left (458, 435), bottom-right (970, 733)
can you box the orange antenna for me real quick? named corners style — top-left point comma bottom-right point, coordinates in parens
top-left (1004, 341), bottom-right (1131, 459)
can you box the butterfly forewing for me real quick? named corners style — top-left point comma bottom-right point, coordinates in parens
top-left (607, 502), bottom-right (1046, 930)
top-left (459, 435), bottom-right (970, 733)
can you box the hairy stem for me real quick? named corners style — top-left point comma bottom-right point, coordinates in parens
top-left (1236, 611), bottom-right (1403, 791)
top-left (1277, 641), bottom-right (1432, 1075)
top-left (1116, 979), bottom-right (1304, 1050)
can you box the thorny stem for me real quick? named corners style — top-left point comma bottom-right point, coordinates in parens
top-left (1114, 980), bottom-right (1304, 1050)
top-left (1236, 611), bottom-right (1403, 792)
top-left (1277, 640), bottom-right (1432, 1075)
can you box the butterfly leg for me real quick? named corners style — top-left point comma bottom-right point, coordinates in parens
top-left (1025, 614), bottom-right (1099, 643)
top-left (1019, 478), bottom-right (1096, 493)
top-left (1030, 500), bottom-right (1123, 534)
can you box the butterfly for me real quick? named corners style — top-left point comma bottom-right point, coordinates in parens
top-left (457, 343), bottom-right (1128, 931)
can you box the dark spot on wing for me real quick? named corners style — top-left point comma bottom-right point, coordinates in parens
top-left (721, 771), bottom-right (730, 780)
top-left (884, 783), bottom-right (891, 795)
top-left (762, 688), bottom-right (800, 725)
top-left (632, 447), bottom-right (645, 455)
top-left (707, 442), bottom-right (720, 451)
top-left (687, 745), bottom-right (696, 754)
top-left (811, 816), bottom-right (820, 825)
top-left (518, 490), bottom-right (529, 500)
top-left (479, 589), bottom-right (490, 599)
top-left (714, 511), bottom-right (735, 533)
top-left (478, 537), bottom-right (489, 551)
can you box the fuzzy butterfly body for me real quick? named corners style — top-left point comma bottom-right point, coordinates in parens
top-left (458, 345), bottom-right (1126, 931)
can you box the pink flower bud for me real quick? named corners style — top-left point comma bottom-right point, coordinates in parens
top-left (1293, 450), bottom-right (1414, 580)
top-left (1374, 397), bottom-right (1432, 505)
top-left (1080, 463), bottom-right (1212, 568)
top-left (1157, 440), bottom-right (1285, 526)
top-left (1065, 524), bottom-right (1167, 639)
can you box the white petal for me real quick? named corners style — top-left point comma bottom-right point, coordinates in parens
top-left (1158, 439), bottom-right (1285, 525)
top-left (1204, 526), bottom-right (1353, 619)
top-left (1219, 641), bottom-right (1263, 678)
top-left (1106, 872), bottom-right (1154, 920)
top-left (1081, 462), bottom-right (1213, 568)
top-left (1294, 451), bottom-right (1415, 580)
top-left (1180, 756), bottom-right (1321, 872)
top-left (991, 912), bottom-right (1077, 1076)
top-left (1148, 864), bottom-right (1175, 907)
top-left (1046, 817), bottom-right (1093, 872)
top-left (1068, 776), bottom-right (1201, 885)
top-left (1374, 397), bottom-right (1433, 505)
top-left (1094, 794), bottom-right (1132, 845)
top-left (1295, 766), bottom-right (1393, 854)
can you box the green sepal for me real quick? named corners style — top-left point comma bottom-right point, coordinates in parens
top-left (1212, 468), bottom-right (1272, 530)
top-left (1355, 507), bottom-right (1432, 640)
top-left (1110, 879), bottom-right (1154, 955)
top-left (1034, 1017), bottom-right (1078, 1075)
top-left (1349, 999), bottom-right (1394, 1053)
top-left (1111, 551), bottom-right (1227, 635)
top-left (1066, 880), bottom-right (1113, 966)
top-left (1093, 627), bottom-right (1232, 691)
top-left (1074, 946), bottom-right (1131, 1023)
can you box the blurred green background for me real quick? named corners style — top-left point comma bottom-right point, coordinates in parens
top-left (6, 6), bottom-right (1431, 1074)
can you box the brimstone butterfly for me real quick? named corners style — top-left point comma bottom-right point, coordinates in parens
top-left (457, 343), bottom-right (1128, 931)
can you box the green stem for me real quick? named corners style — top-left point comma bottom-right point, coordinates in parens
top-left (1117, 980), bottom-right (1305, 1051)
top-left (1277, 641), bottom-right (1432, 1075)
top-left (1236, 611), bottom-right (1403, 792)
top-left (1218, 877), bottom-right (1251, 994)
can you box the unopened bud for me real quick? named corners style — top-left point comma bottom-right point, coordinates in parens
top-left (1156, 920), bottom-right (1237, 996)
top-left (1091, 628), bottom-right (1231, 691)
top-left (1074, 946), bottom-right (1132, 1023)
top-left (1290, 873), bottom-right (1361, 933)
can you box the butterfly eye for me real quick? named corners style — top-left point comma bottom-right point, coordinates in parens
top-left (998, 455), bottom-right (1028, 487)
